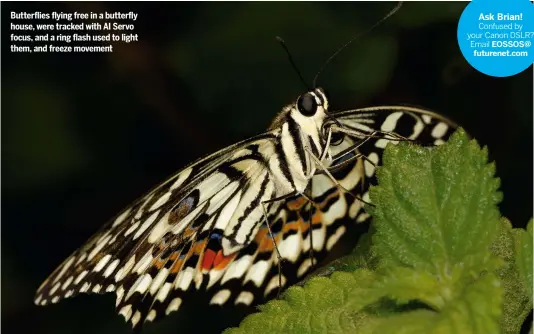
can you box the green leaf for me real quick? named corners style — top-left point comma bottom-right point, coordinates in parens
top-left (370, 267), bottom-right (450, 311)
top-left (491, 218), bottom-right (533, 333)
top-left (432, 273), bottom-right (502, 334)
top-left (295, 229), bottom-right (379, 287)
top-left (326, 228), bottom-right (379, 273)
top-left (514, 219), bottom-right (533, 301)
top-left (349, 227), bottom-right (380, 271)
top-left (367, 309), bottom-right (439, 334)
top-left (224, 270), bottom-right (384, 334)
top-left (369, 273), bottom-right (502, 334)
top-left (369, 128), bottom-right (502, 274)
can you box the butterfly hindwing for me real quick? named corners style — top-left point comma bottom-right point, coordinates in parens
top-left (189, 143), bottom-right (370, 310)
top-left (327, 105), bottom-right (458, 206)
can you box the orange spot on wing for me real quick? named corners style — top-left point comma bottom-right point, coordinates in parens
top-left (312, 211), bottom-right (323, 224)
top-left (169, 258), bottom-right (184, 274)
top-left (287, 196), bottom-right (308, 211)
top-left (152, 259), bottom-right (165, 270)
top-left (282, 217), bottom-right (312, 234)
top-left (254, 227), bottom-right (269, 243)
top-left (183, 227), bottom-right (197, 239)
top-left (259, 236), bottom-right (282, 252)
top-left (252, 225), bottom-right (280, 250)
top-left (192, 240), bottom-right (207, 254)
top-left (295, 219), bottom-right (311, 233)
top-left (282, 221), bottom-right (301, 233)
top-left (214, 251), bottom-right (236, 270)
top-left (169, 252), bottom-right (179, 261)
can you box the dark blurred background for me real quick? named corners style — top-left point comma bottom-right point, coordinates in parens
top-left (2, 2), bottom-right (532, 334)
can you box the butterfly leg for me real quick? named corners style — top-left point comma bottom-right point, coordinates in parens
top-left (299, 187), bottom-right (327, 268)
top-left (304, 186), bottom-right (315, 268)
top-left (260, 202), bottom-right (282, 298)
top-left (260, 189), bottom-right (325, 298)
top-left (260, 191), bottom-right (299, 298)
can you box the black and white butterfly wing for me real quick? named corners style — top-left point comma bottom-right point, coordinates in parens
top-left (34, 131), bottom-right (286, 328)
top-left (332, 105), bottom-right (457, 146)
top-left (322, 105), bottom-right (459, 226)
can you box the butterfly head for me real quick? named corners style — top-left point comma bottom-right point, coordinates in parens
top-left (269, 87), bottom-right (344, 152)
top-left (285, 87), bottom-right (331, 135)
top-left (269, 87), bottom-right (329, 132)
top-left (294, 87), bottom-right (329, 118)
top-left (270, 87), bottom-right (343, 150)
top-left (291, 87), bottom-right (344, 146)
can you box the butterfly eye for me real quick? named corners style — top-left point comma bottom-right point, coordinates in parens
top-left (297, 94), bottom-right (318, 117)
top-left (330, 132), bottom-right (344, 146)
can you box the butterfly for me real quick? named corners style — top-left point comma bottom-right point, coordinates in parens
top-left (34, 85), bottom-right (457, 331)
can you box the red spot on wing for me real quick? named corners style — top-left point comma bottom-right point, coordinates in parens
top-left (202, 249), bottom-right (216, 270)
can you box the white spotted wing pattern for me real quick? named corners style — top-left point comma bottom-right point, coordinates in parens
top-left (35, 88), bottom-right (457, 331)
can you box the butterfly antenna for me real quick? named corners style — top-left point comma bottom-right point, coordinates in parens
top-left (312, 1), bottom-right (403, 88)
top-left (276, 36), bottom-right (310, 91)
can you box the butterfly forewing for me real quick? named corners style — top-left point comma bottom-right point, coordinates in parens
top-left (35, 86), bottom-right (332, 329)
top-left (34, 132), bottom-right (283, 321)
top-left (35, 93), bottom-right (458, 331)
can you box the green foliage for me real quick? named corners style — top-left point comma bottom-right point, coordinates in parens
top-left (370, 128), bottom-right (502, 273)
top-left (514, 219), bottom-right (533, 302)
top-left (224, 269), bottom-right (381, 334)
top-left (491, 218), bottom-right (533, 333)
top-left (227, 130), bottom-right (532, 334)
